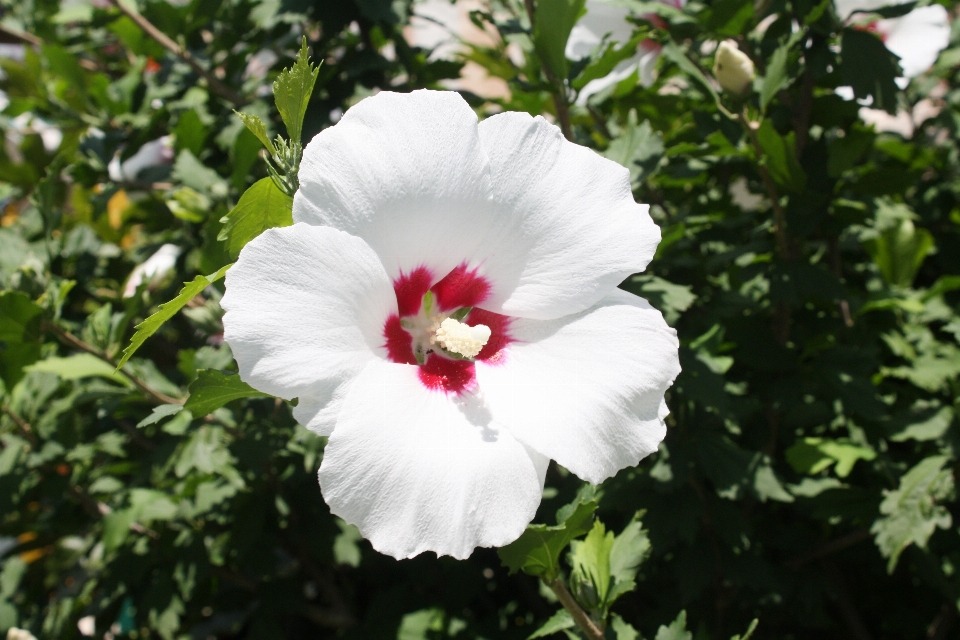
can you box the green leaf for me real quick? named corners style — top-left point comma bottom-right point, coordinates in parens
top-left (701, 0), bottom-right (754, 37)
top-left (611, 615), bottom-right (640, 640)
top-left (397, 608), bottom-right (445, 640)
top-left (136, 403), bottom-right (184, 429)
top-left (532, 0), bottom-right (586, 81)
top-left (273, 38), bottom-right (319, 145)
top-left (0, 291), bottom-right (42, 345)
top-left (528, 609), bottom-right (575, 639)
top-left (184, 369), bottom-right (266, 417)
top-left (785, 438), bottom-right (876, 478)
top-left (604, 111), bottom-right (664, 184)
top-left (661, 41), bottom-right (720, 106)
top-left (569, 520), bottom-right (614, 608)
top-left (172, 150), bottom-right (228, 198)
top-left (840, 28), bottom-right (902, 114)
top-left (333, 519), bottom-right (362, 567)
top-left (760, 41), bottom-right (790, 113)
top-left (498, 499), bottom-right (597, 580)
top-left (116, 264), bottom-right (232, 370)
top-left (863, 218), bottom-right (934, 288)
top-left (234, 110), bottom-right (277, 155)
top-left (606, 516), bottom-right (651, 604)
top-left (572, 32), bottom-right (648, 90)
top-left (889, 406), bottom-right (954, 442)
top-left (730, 619), bottom-right (759, 640)
top-left (755, 120), bottom-right (807, 193)
top-left (25, 354), bottom-right (131, 385)
top-left (655, 610), bottom-right (692, 640)
top-left (217, 177), bottom-right (293, 257)
top-left (871, 456), bottom-right (954, 573)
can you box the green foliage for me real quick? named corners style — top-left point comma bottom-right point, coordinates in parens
top-left (218, 177), bottom-right (293, 258)
top-left (184, 369), bottom-right (266, 417)
top-left (116, 264), bottom-right (231, 370)
top-left (3, 0), bottom-right (960, 638)
top-left (498, 493), bottom-right (597, 580)
top-left (273, 38), bottom-right (321, 147)
top-left (871, 455), bottom-right (954, 572)
top-left (532, 0), bottom-right (586, 81)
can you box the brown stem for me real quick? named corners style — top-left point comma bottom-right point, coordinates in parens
top-left (742, 116), bottom-right (791, 261)
top-left (43, 322), bottom-right (181, 405)
top-left (1, 405), bottom-right (38, 447)
top-left (548, 578), bottom-right (604, 640)
top-left (106, 0), bottom-right (247, 107)
top-left (786, 528), bottom-right (870, 568)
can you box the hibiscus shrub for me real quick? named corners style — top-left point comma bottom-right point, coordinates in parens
top-left (2, 0), bottom-right (960, 638)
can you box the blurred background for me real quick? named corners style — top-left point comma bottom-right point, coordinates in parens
top-left (1, 0), bottom-right (960, 638)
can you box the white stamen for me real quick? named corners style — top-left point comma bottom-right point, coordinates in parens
top-left (433, 318), bottom-right (491, 358)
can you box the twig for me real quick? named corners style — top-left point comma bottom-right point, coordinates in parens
top-left (522, 0), bottom-right (573, 141)
top-left (1, 405), bottom-right (38, 447)
top-left (786, 528), bottom-right (870, 568)
top-left (42, 322), bottom-right (181, 405)
top-left (741, 113), bottom-right (791, 261)
top-left (106, 0), bottom-right (247, 107)
top-left (548, 578), bottom-right (604, 640)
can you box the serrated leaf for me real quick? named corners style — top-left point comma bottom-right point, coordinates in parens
top-left (532, 0), bottom-right (586, 81)
top-left (604, 110), bottom-right (664, 184)
top-left (218, 177), bottom-right (293, 257)
top-left (569, 520), bottom-right (614, 609)
top-left (755, 120), bottom-right (807, 193)
top-left (607, 517), bottom-right (651, 604)
top-left (655, 610), bottom-right (692, 640)
top-left (528, 609), bottom-right (575, 639)
top-left (871, 455), bottom-right (954, 573)
top-left (116, 264), bottom-right (231, 370)
top-left (273, 38), bottom-right (319, 145)
top-left (611, 615), bottom-right (639, 640)
top-left (498, 499), bottom-right (597, 580)
top-left (234, 110), bottom-right (276, 154)
top-left (184, 369), bottom-right (266, 417)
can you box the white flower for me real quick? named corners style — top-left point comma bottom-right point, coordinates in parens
top-left (713, 40), bottom-right (755, 95)
top-left (221, 90), bottom-right (680, 560)
top-left (835, 0), bottom-right (950, 83)
top-left (123, 244), bottom-right (181, 298)
top-left (566, 0), bottom-right (686, 104)
top-left (6, 629), bottom-right (37, 640)
top-left (108, 136), bottom-right (174, 183)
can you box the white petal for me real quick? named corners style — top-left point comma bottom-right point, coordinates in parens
top-left (474, 113), bottom-right (661, 319)
top-left (566, 0), bottom-right (633, 60)
top-left (879, 5), bottom-right (950, 79)
top-left (291, 378), bottom-right (355, 437)
top-left (477, 290), bottom-right (680, 484)
top-left (318, 360), bottom-right (548, 560)
top-left (293, 90), bottom-right (495, 283)
top-left (221, 223), bottom-right (395, 400)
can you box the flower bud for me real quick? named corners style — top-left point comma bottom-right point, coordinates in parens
top-left (713, 40), bottom-right (755, 96)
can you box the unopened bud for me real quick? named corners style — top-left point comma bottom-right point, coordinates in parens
top-left (713, 40), bottom-right (755, 95)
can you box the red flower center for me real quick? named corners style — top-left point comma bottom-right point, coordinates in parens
top-left (383, 263), bottom-right (513, 394)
